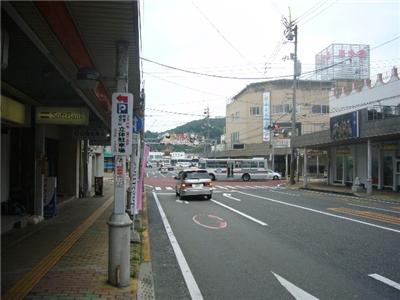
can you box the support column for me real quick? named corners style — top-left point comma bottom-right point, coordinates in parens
top-left (82, 138), bottom-right (89, 197)
top-left (316, 155), bottom-right (319, 178)
top-left (34, 125), bottom-right (45, 217)
top-left (108, 41), bottom-right (132, 288)
top-left (378, 143), bottom-right (383, 190)
top-left (303, 148), bottom-right (308, 188)
top-left (285, 153), bottom-right (289, 180)
top-left (296, 150), bottom-right (300, 182)
top-left (366, 139), bottom-right (372, 194)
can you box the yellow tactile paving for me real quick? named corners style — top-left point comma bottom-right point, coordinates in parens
top-left (142, 193), bottom-right (151, 263)
top-left (328, 207), bottom-right (400, 226)
top-left (3, 196), bottom-right (114, 300)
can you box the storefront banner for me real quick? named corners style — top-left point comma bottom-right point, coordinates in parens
top-left (330, 111), bottom-right (359, 140)
top-left (135, 144), bottom-right (150, 214)
top-left (262, 91), bottom-right (271, 142)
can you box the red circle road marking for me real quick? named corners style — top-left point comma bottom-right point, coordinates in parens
top-left (193, 214), bottom-right (228, 229)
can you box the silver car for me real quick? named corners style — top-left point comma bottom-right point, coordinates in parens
top-left (175, 169), bottom-right (213, 200)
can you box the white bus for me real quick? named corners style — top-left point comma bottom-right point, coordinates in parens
top-left (198, 158), bottom-right (282, 181)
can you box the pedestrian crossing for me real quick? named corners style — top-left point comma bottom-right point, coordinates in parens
top-left (152, 185), bottom-right (285, 192)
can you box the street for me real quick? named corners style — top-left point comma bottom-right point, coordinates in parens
top-left (146, 169), bottom-right (400, 299)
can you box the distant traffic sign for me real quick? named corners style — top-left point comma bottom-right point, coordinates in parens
top-left (133, 115), bottom-right (143, 133)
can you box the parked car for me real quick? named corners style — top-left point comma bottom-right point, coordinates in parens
top-left (174, 169), bottom-right (213, 200)
top-left (266, 169), bottom-right (282, 180)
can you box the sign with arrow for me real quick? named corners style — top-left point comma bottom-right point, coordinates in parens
top-left (111, 93), bottom-right (133, 156)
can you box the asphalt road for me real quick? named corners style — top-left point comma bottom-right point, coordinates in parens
top-left (146, 169), bottom-right (400, 299)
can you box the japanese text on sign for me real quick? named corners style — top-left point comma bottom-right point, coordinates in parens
top-left (111, 93), bottom-right (133, 156)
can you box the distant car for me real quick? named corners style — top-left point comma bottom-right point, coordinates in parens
top-left (174, 169), bottom-right (213, 200)
top-left (266, 170), bottom-right (282, 180)
top-left (159, 166), bottom-right (168, 173)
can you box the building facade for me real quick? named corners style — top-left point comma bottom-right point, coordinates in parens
top-left (292, 67), bottom-right (400, 193)
top-left (220, 79), bottom-right (332, 175)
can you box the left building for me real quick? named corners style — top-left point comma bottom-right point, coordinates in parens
top-left (1, 2), bottom-right (141, 223)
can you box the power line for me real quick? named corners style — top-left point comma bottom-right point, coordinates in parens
top-left (191, 0), bottom-right (263, 75)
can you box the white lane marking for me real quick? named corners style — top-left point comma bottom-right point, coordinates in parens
top-left (184, 201), bottom-right (189, 204)
top-left (225, 185), bottom-right (237, 189)
top-left (153, 192), bottom-right (203, 299)
top-left (166, 187), bottom-right (173, 190)
top-left (254, 186), bottom-right (266, 189)
top-left (145, 184), bottom-right (153, 188)
top-left (157, 192), bottom-right (175, 195)
top-left (176, 199), bottom-right (183, 204)
top-left (369, 273), bottom-right (400, 291)
top-left (155, 187), bottom-right (161, 191)
top-left (272, 272), bottom-right (319, 300)
top-left (268, 190), bottom-right (300, 197)
top-left (236, 191), bottom-right (400, 234)
top-left (235, 186), bottom-right (247, 189)
top-left (158, 172), bottom-right (166, 177)
top-left (211, 199), bottom-right (267, 226)
top-left (348, 203), bottom-right (400, 214)
top-left (222, 193), bottom-right (241, 202)
top-left (216, 185), bottom-right (229, 190)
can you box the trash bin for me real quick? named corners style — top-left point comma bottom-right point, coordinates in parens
top-left (94, 177), bottom-right (103, 196)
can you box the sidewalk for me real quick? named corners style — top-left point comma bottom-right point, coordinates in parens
top-left (286, 178), bottom-right (400, 204)
top-left (1, 182), bottom-right (140, 300)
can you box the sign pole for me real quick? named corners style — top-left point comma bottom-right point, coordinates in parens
top-left (108, 41), bottom-right (132, 287)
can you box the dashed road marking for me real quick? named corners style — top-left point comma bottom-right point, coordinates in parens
top-left (369, 273), bottom-right (400, 291)
top-left (165, 187), bottom-right (173, 190)
top-left (211, 199), bottom-right (267, 226)
top-left (155, 187), bottom-right (161, 191)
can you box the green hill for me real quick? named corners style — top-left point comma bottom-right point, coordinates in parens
top-left (145, 117), bottom-right (225, 153)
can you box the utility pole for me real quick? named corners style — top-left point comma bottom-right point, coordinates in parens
top-left (203, 106), bottom-right (210, 156)
top-left (283, 9), bottom-right (298, 185)
top-left (108, 41), bottom-right (132, 287)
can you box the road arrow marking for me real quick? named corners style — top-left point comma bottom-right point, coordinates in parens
top-left (272, 272), bottom-right (319, 300)
top-left (369, 273), bottom-right (400, 291)
top-left (222, 193), bottom-right (241, 201)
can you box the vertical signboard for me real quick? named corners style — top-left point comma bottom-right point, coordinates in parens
top-left (111, 93), bottom-right (133, 156)
top-left (43, 177), bottom-right (57, 217)
top-left (262, 91), bottom-right (271, 142)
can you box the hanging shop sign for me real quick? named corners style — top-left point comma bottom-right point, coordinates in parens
top-left (262, 91), bottom-right (271, 142)
top-left (111, 93), bottom-right (133, 156)
top-left (1, 95), bottom-right (26, 125)
top-left (36, 107), bottom-right (89, 125)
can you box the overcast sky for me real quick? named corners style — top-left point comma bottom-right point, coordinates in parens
top-left (140, 0), bottom-right (400, 133)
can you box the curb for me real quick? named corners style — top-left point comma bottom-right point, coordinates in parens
top-left (299, 187), bottom-right (356, 197)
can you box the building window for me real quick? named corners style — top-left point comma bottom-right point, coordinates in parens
top-left (235, 111), bottom-right (240, 119)
top-left (272, 104), bottom-right (301, 114)
top-left (312, 105), bottom-right (329, 114)
top-left (250, 106), bottom-right (261, 116)
top-left (231, 132), bottom-right (240, 143)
